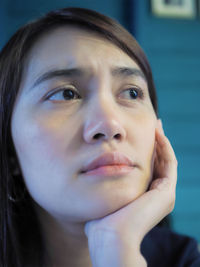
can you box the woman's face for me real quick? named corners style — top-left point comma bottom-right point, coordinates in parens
top-left (11, 27), bottom-right (158, 222)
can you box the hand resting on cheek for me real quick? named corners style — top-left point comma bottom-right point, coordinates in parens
top-left (84, 120), bottom-right (178, 267)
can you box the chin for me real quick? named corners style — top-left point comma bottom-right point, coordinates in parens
top-left (84, 193), bottom-right (141, 221)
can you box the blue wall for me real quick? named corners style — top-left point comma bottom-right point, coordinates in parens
top-left (132, 1), bottom-right (200, 242)
top-left (1, 0), bottom-right (200, 242)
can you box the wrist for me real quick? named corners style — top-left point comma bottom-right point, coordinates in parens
top-left (118, 242), bottom-right (147, 267)
top-left (87, 229), bottom-right (147, 267)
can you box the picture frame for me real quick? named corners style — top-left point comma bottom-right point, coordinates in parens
top-left (151, 0), bottom-right (196, 19)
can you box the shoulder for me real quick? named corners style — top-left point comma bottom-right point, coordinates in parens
top-left (141, 226), bottom-right (200, 267)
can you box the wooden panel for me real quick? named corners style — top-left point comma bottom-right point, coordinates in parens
top-left (161, 119), bottom-right (200, 148)
top-left (133, 0), bottom-right (200, 243)
top-left (1, 0), bottom-right (126, 49)
top-left (171, 187), bottom-right (200, 239)
top-left (151, 61), bottom-right (200, 85)
top-left (157, 88), bottom-right (200, 116)
top-left (171, 187), bottom-right (200, 240)
top-left (176, 151), bottom-right (200, 185)
top-left (173, 187), bottom-right (200, 214)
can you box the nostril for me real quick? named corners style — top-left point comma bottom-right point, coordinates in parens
top-left (93, 133), bottom-right (105, 139)
top-left (93, 133), bottom-right (121, 140)
top-left (114, 133), bottom-right (121, 140)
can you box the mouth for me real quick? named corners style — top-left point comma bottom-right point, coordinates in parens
top-left (81, 164), bottom-right (135, 177)
top-left (80, 152), bottom-right (136, 176)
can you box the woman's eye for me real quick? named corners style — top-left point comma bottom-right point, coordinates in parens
top-left (120, 87), bottom-right (144, 100)
top-left (46, 87), bottom-right (81, 101)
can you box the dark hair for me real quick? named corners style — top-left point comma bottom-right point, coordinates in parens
top-left (0, 7), bottom-right (158, 266)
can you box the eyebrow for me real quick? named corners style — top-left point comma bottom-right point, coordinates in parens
top-left (31, 68), bottom-right (84, 89)
top-left (31, 66), bottom-right (146, 90)
top-left (111, 67), bottom-right (146, 80)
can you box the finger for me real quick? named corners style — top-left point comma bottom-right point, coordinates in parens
top-left (110, 185), bottom-right (176, 243)
top-left (155, 127), bottom-right (178, 188)
top-left (156, 126), bottom-right (176, 162)
top-left (158, 118), bottom-right (164, 135)
top-left (133, 186), bottom-right (175, 237)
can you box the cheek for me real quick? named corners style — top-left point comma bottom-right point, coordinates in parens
top-left (11, 107), bottom-right (80, 163)
top-left (11, 109), bottom-right (79, 210)
top-left (11, 109), bottom-right (76, 199)
top-left (11, 113), bottom-right (61, 185)
top-left (12, 118), bottom-right (58, 163)
top-left (142, 119), bottom-right (156, 159)
top-left (130, 112), bottom-right (156, 172)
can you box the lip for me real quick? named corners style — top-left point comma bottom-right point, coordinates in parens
top-left (80, 152), bottom-right (135, 174)
top-left (81, 165), bottom-right (135, 177)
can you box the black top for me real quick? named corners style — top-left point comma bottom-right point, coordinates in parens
top-left (141, 226), bottom-right (200, 267)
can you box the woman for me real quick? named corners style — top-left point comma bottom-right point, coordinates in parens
top-left (0, 7), bottom-right (199, 267)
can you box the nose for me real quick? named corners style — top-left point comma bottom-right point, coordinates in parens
top-left (83, 99), bottom-right (126, 144)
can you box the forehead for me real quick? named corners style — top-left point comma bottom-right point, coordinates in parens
top-left (24, 26), bottom-right (142, 75)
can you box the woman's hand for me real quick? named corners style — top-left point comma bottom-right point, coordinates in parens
top-left (84, 120), bottom-right (178, 267)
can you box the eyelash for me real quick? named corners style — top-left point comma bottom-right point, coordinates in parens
top-left (45, 86), bottom-right (80, 101)
top-left (45, 86), bottom-right (144, 102)
top-left (120, 87), bottom-right (144, 101)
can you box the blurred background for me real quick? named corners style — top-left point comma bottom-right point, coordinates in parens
top-left (0, 0), bottom-right (200, 243)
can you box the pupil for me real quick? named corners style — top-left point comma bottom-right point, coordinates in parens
top-left (63, 90), bottom-right (74, 99)
top-left (130, 89), bottom-right (138, 99)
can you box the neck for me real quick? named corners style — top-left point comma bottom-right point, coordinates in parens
top-left (34, 205), bottom-right (92, 267)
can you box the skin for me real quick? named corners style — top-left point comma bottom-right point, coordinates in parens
top-left (11, 27), bottom-right (177, 266)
